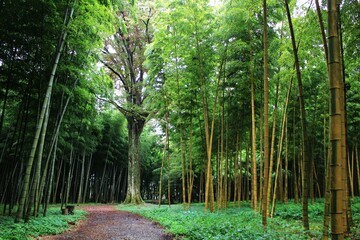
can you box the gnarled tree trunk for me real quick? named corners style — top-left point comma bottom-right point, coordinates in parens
top-left (124, 118), bottom-right (145, 204)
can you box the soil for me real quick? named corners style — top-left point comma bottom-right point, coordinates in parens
top-left (38, 205), bottom-right (174, 240)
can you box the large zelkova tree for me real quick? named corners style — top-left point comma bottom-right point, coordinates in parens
top-left (102, 0), bottom-right (154, 204)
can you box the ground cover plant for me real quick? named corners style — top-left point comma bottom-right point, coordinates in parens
top-left (0, 206), bottom-right (86, 240)
top-left (119, 197), bottom-right (360, 240)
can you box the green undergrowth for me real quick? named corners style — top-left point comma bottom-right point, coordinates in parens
top-left (118, 198), bottom-right (360, 240)
top-left (0, 206), bottom-right (86, 240)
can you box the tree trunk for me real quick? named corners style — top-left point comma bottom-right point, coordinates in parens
top-left (338, 2), bottom-right (351, 231)
top-left (72, 155), bottom-right (80, 203)
top-left (292, 103), bottom-right (299, 204)
top-left (224, 119), bottom-right (229, 206)
top-left (26, 101), bottom-right (50, 221)
top-left (60, 159), bottom-right (66, 209)
top-left (201, 62), bottom-right (222, 212)
top-left (284, 0), bottom-right (311, 230)
top-left (77, 150), bottom-right (86, 203)
top-left (249, 22), bottom-right (257, 212)
top-left (115, 168), bottom-right (123, 202)
top-left (217, 135), bottom-right (221, 207)
top-left (179, 112), bottom-right (186, 210)
top-left (259, 107), bottom-right (263, 211)
top-left (348, 148), bottom-right (354, 198)
top-left (159, 143), bottom-right (166, 206)
top-left (53, 157), bottom-right (63, 204)
top-left (187, 108), bottom-right (194, 209)
top-left (159, 95), bottom-right (170, 207)
top-left (96, 158), bottom-right (108, 203)
top-left (83, 154), bottom-right (92, 203)
top-left (0, 74), bottom-right (11, 138)
top-left (315, 0), bottom-right (329, 69)
top-left (323, 147), bottom-right (331, 240)
top-left (65, 147), bottom-right (74, 206)
top-left (245, 144), bottom-right (250, 202)
top-left (267, 82), bottom-right (279, 216)
top-left (284, 115), bottom-right (288, 204)
top-left (238, 135), bottom-right (243, 204)
top-left (356, 146), bottom-right (359, 195)
top-left (43, 134), bottom-right (58, 216)
top-left (124, 118), bottom-right (145, 204)
top-left (110, 167), bottom-right (117, 203)
top-left (167, 120), bottom-right (171, 207)
top-left (199, 171), bottom-right (204, 203)
top-left (262, 0), bottom-right (270, 227)
top-left (271, 77), bottom-right (292, 217)
top-left (328, 0), bottom-right (345, 237)
top-left (38, 132), bottom-right (57, 214)
top-left (201, 64), bottom-right (218, 212)
top-left (313, 163), bottom-right (322, 198)
top-left (40, 81), bottom-right (77, 209)
top-left (218, 104), bottom-right (225, 209)
top-left (234, 132), bottom-right (240, 208)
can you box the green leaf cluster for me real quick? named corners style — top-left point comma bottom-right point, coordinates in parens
top-left (118, 199), bottom-right (345, 240)
top-left (0, 207), bottom-right (86, 240)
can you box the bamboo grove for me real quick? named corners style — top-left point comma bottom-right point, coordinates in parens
top-left (0, 0), bottom-right (359, 238)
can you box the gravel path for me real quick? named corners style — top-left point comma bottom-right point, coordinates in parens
top-left (39, 205), bottom-right (173, 240)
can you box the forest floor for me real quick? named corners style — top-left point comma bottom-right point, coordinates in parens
top-left (37, 205), bottom-right (174, 240)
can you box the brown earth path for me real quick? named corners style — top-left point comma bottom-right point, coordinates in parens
top-left (38, 205), bottom-right (174, 240)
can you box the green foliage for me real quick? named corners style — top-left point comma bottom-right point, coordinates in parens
top-left (0, 0), bottom-right (117, 163)
top-left (118, 200), bottom-right (337, 240)
top-left (0, 207), bottom-right (86, 240)
top-left (342, 0), bottom-right (360, 144)
top-left (92, 110), bottom-right (128, 164)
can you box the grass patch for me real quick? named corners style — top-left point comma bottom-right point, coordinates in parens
top-left (118, 198), bottom-right (360, 240)
top-left (0, 206), bottom-right (86, 240)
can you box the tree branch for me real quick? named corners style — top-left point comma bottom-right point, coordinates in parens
top-left (96, 96), bottom-right (149, 121)
top-left (96, 96), bottom-right (130, 116)
top-left (100, 60), bottom-right (129, 92)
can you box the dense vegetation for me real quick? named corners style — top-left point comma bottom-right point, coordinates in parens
top-left (0, 206), bottom-right (86, 240)
top-left (0, 0), bottom-right (359, 239)
top-left (120, 198), bottom-right (360, 239)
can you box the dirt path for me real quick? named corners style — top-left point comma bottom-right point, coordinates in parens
top-left (39, 205), bottom-right (174, 240)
